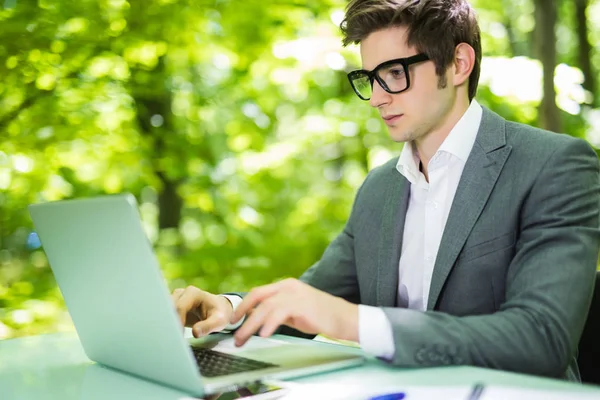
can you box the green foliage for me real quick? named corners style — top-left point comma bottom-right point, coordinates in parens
top-left (1, 0), bottom-right (599, 338)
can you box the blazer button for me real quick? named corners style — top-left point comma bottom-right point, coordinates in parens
top-left (415, 348), bottom-right (428, 364)
top-left (428, 352), bottom-right (438, 363)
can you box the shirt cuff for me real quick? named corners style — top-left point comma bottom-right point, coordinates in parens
top-left (358, 305), bottom-right (395, 360)
top-left (220, 294), bottom-right (245, 331)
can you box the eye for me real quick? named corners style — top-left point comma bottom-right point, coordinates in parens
top-left (389, 68), bottom-right (405, 79)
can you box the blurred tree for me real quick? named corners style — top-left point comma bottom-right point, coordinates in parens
top-left (575, 0), bottom-right (597, 105)
top-left (500, 0), bottom-right (528, 57)
top-left (534, 0), bottom-right (561, 132)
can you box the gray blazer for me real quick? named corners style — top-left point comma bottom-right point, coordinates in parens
top-left (297, 107), bottom-right (600, 380)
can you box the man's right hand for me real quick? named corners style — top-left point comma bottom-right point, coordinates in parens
top-left (171, 286), bottom-right (234, 338)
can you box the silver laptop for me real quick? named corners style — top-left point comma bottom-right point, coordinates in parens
top-left (29, 194), bottom-right (364, 397)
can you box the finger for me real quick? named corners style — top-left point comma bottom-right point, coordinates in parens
top-left (171, 288), bottom-right (184, 302)
top-left (259, 307), bottom-right (290, 338)
top-left (175, 286), bottom-right (204, 327)
top-left (234, 301), bottom-right (278, 347)
top-left (232, 283), bottom-right (281, 323)
top-left (191, 312), bottom-right (229, 337)
top-left (171, 288), bottom-right (185, 326)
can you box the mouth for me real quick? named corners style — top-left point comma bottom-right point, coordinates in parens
top-left (382, 114), bottom-right (403, 126)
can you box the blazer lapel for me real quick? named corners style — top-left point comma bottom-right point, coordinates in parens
top-left (427, 108), bottom-right (512, 310)
top-left (377, 168), bottom-right (410, 307)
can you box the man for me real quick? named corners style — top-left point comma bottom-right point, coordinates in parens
top-left (172, 0), bottom-right (600, 380)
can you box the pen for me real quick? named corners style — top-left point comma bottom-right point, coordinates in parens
top-left (466, 383), bottom-right (485, 400)
top-left (368, 393), bottom-right (406, 400)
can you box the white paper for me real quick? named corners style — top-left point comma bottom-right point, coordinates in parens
top-left (275, 382), bottom-right (470, 400)
top-left (272, 382), bottom-right (600, 400)
top-left (481, 386), bottom-right (600, 400)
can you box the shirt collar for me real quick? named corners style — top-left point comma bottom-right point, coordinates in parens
top-left (396, 99), bottom-right (483, 182)
top-left (396, 140), bottom-right (421, 184)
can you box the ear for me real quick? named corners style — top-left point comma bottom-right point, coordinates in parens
top-left (452, 43), bottom-right (475, 87)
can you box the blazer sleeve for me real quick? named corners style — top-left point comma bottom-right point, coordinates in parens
top-left (380, 138), bottom-right (600, 378)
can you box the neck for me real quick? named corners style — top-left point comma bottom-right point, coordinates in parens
top-left (415, 96), bottom-right (471, 180)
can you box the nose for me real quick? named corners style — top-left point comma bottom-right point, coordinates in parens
top-left (369, 79), bottom-right (392, 108)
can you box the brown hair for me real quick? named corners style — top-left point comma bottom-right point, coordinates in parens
top-left (340, 0), bottom-right (482, 101)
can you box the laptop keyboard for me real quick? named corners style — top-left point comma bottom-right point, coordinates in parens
top-left (192, 347), bottom-right (279, 377)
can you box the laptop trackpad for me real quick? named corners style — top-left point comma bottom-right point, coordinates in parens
top-left (189, 334), bottom-right (290, 353)
top-left (212, 336), bottom-right (290, 353)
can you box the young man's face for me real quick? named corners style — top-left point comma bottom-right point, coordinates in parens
top-left (360, 26), bottom-right (455, 144)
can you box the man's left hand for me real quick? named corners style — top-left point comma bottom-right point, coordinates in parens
top-left (230, 278), bottom-right (358, 347)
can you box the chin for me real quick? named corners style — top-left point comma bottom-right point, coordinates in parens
top-left (387, 127), bottom-right (412, 143)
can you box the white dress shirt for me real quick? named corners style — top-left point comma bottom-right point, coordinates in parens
top-left (359, 100), bottom-right (483, 359)
top-left (223, 101), bottom-right (483, 358)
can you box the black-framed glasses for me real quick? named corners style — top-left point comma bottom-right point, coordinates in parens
top-left (347, 53), bottom-right (430, 101)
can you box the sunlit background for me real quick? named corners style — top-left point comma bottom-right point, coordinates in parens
top-left (1, 0), bottom-right (599, 339)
